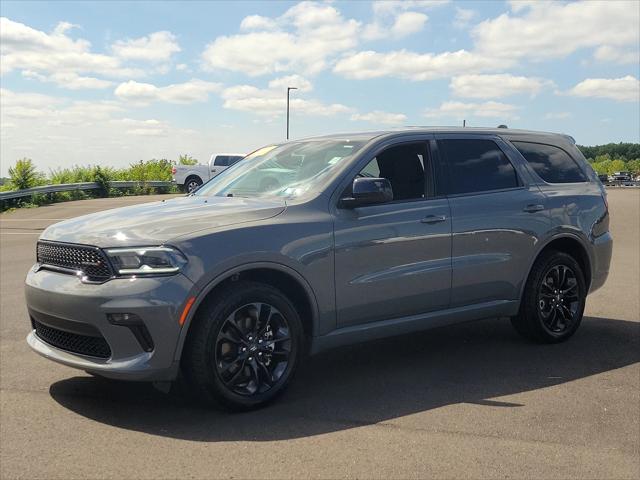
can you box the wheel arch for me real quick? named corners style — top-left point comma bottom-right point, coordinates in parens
top-left (174, 262), bottom-right (320, 361)
top-left (519, 233), bottom-right (592, 303)
top-left (184, 174), bottom-right (203, 185)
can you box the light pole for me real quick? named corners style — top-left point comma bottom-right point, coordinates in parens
top-left (286, 87), bottom-right (297, 140)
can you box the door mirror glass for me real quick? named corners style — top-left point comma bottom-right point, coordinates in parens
top-left (340, 177), bottom-right (393, 208)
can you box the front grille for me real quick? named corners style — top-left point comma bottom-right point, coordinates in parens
top-left (33, 320), bottom-right (112, 358)
top-left (37, 241), bottom-right (113, 281)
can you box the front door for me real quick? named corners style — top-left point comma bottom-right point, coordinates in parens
top-left (333, 141), bottom-right (452, 327)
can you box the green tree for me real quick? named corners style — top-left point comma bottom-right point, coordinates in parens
top-left (626, 159), bottom-right (640, 176)
top-left (92, 166), bottom-right (111, 197)
top-left (178, 154), bottom-right (198, 165)
top-left (8, 158), bottom-right (44, 190)
top-left (607, 159), bottom-right (627, 175)
top-left (590, 161), bottom-right (610, 175)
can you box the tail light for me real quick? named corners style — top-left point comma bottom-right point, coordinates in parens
top-left (171, 167), bottom-right (177, 175)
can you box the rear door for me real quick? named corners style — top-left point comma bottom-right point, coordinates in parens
top-left (436, 134), bottom-right (549, 307)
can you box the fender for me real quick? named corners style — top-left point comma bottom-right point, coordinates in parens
top-left (517, 230), bottom-right (592, 303)
top-left (172, 261), bottom-right (321, 362)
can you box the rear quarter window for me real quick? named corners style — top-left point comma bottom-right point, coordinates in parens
top-left (512, 141), bottom-right (587, 183)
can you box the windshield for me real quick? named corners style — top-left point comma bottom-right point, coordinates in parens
top-left (194, 139), bottom-right (365, 199)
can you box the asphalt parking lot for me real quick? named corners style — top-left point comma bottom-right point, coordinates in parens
top-left (1, 190), bottom-right (638, 479)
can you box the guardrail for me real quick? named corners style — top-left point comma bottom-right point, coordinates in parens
top-left (0, 181), bottom-right (173, 201)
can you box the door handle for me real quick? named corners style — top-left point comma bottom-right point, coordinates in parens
top-left (523, 204), bottom-right (545, 213)
top-left (421, 214), bottom-right (447, 224)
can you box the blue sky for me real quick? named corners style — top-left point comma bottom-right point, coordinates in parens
top-left (1, 0), bottom-right (639, 175)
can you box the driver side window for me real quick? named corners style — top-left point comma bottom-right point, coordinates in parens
top-left (356, 142), bottom-right (428, 201)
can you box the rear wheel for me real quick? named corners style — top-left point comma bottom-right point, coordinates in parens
top-left (511, 250), bottom-right (586, 343)
top-left (183, 282), bottom-right (303, 410)
top-left (184, 176), bottom-right (203, 193)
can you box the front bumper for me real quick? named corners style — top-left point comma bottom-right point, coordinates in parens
top-left (25, 267), bottom-right (194, 381)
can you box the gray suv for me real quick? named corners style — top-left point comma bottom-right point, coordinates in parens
top-left (25, 128), bottom-right (612, 410)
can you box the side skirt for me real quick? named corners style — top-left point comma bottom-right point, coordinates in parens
top-left (310, 299), bottom-right (519, 355)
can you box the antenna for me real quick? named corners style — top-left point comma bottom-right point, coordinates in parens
top-left (463, 119), bottom-right (466, 127)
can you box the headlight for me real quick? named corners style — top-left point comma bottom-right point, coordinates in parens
top-left (104, 246), bottom-right (187, 276)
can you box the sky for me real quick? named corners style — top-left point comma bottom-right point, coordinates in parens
top-left (1, 0), bottom-right (639, 176)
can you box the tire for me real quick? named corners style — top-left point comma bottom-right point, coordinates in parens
top-left (511, 250), bottom-right (586, 343)
top-left (182, 281), bottom-right (303, 410)
top-left (184, 176), bottom-right (203, 193)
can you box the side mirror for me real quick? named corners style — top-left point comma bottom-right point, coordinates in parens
top-left (340, 177), bottom-right (393, 208)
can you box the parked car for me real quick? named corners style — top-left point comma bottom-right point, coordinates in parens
top-left (172, 153), bottom-right (244, 192)
top-left (597, 174), bottom-right (609, 184)
top-left (25, 128), bottom-right (612, 410)
top-left (608, 171), bottom-right (632, 184)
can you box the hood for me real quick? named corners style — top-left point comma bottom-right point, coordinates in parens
top-left (41, 195), bottom-right (286, 247)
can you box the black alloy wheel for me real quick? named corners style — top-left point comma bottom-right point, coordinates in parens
top-left (511, 250), bottom-right (586, 343)
top-left (214, 303), bottom-right (292, 396)
top-left (183, 281), bottom-right (303, 410)
top-left (537, 264), bottom-right (580, 334)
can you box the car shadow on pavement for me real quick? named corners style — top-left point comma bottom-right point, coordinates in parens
top-left (49, 316), bottom-right (640, 442)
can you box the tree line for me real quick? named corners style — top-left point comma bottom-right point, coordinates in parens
top-left (577, 143), bottom-right (640, 176)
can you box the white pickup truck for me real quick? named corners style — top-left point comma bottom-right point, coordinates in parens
top-left (172, 153), bottom-right (245, 192)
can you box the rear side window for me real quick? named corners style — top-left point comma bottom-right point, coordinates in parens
top-left (512, 142), bottom-right (587, 183)
top-left (439, 139), bottom-right (519, 195)
top-left (214, 156), bottom-right (229, 166)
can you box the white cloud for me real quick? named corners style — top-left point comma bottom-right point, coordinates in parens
top-left (267, 74), bottom-right (313, 92)
top-left (112, 31), bottom-right (181, 63)
top-left (450, 74), bottom-right (553, 99)
top-left (0, 17), bottom-right (143, 80)
top-left (453, 7), bottom-right (477, 29)
top-left (240, 15), bottom-right (278, 31)
top-left (391, 12), bottom-right (428, 37)
top-left (593, 46), bottom-right (640, 65)
top-left (363, 0), bottom-right (450, 41)
top-left (0, 88), bottom-right (123, 126)
top-left (424, 101), bottom-right (518, 119)
top-left (0, 88), bottom-right (233, 176)
top-left (567, 76), bottom-right (640, 102)
top-left (472, 1), bottom-right (639, 61)
top-left (117, 118), bottom-right (170, 137)
top-left (351, 110), bottom-right (408, 125)
top-left (363, 11), bottom-right (428, 41)
top-left (202, 2), bottom-right (360, 76)
top-left (544, 112), bottom-right (572, 120)
top-left (22, 70), bottom-right (114, 89)
top-left (114, 79), bottom-right (222, 104)
top-left (372, 0), bottom-right (450, 16)
top-left (221, 77), bottom-right (352, 117)
top-left (334, 49), bottom-right (504, 81)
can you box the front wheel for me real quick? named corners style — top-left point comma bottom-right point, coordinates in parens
top-left (511, 251), bottom-right (587, 343)
top-left (182, 282), bottom-right (303, 410)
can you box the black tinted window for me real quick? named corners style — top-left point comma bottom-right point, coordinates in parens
top-left (228, 156), bottom-right (243, 166)
top-left (513, 142), bottom-right (587, 183)
top-left (439, 139), bottom-right (519, 194)
top-left (354, 143), bottom-right (428, 201)
top-left (214, 156), bottom-right (229, 166)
